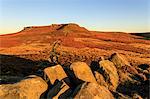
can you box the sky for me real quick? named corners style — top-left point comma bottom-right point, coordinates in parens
top-left (0, 0), bottom-right (150, 34)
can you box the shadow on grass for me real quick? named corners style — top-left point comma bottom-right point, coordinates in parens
top-left (0, 54), bottom-right (52, 84)
top-left (116, 79), bottom-right (149, 98)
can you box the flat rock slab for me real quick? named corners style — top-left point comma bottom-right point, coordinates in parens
top-left (44, 65), bottom-right (68, 85)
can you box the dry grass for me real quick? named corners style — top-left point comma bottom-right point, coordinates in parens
top-left (0, 24), bottom-right (150, 67)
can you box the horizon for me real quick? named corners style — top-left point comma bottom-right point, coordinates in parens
top-left (0, 0), bottom-right (150, 34)
top-left (0, 23), bottom-right (150, 35)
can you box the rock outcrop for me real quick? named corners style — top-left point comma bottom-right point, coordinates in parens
top-left (46, 80), bottom-right (72, 99)
top-left (99, 60), bottom-right (119, 91)
top-left (110, 53), bottom-right (131, 68)
top-left (70, 62), bottom-right (97, 84)
top-left (110, 53), bottom-right (139, 82)
top-left (44, 65), bottom-right (68, 84)
top-left (0, 52), bottom-right (149, 99)
top-left (53, 81), bottom-right (72, 99)
top-left (0, 75), bottom-right (48, 99)
top-left (73, 82), bottom-right (114, 99)
top-left (44, 65), bottom-right (72, 98)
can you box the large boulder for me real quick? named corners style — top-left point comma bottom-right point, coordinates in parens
top-left (110, 53), bottom-right (140, 83)
top-left (73, 82), bottom-right (114, 99)
top-left (70, 62), bottom-right (97, 84)
top-left (99, 60), bottom-right (119, 91)
top-left (0, 75), bottom-right (48, 99)
top-left (110, 53), bottom-right (130, 68)
top-left (110, 53), bottom-right (138, 75)
top-left (44, 65), bottom-right (68, 85)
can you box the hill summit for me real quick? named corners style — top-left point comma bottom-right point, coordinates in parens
top-left (20, 23), bottom-right (88, 35)
top-left (0, 23), bottom-right (90, 47)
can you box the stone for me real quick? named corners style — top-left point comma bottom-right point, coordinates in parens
top-left (110, 53), bottom-right (131, 68)
top-left (110, 53), bottom-right (139, 78)
top-left (70, 62), bottom-right (97, 84)
top-left (53, 80), bottom-right (72, 99)
top-left (73, 82), bottom-right (114, 99)
top-left (0, 75), bottom-right (48, 99)
top-left (99, 60), bottom-right (119, 91)
top-left (94, 71), bottom-right (108, 88)
top-left (117, 70), bottom-right (134, 83)
top-left (44, 65), bottom-right (72, 98)
top-left (44, 65), bottom-right (68, 84)
top-left (47, 80), bottom-right (72, 99)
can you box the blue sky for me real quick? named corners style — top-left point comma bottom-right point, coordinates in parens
top-left (0, 0), bottom-right (149, 34)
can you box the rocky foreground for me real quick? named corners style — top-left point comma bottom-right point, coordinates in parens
top-left (0, 53), bottom-right (149, 99)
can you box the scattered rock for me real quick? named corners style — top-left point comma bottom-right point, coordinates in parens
top-left (0, 75), bottom-right (48, 99)
top-left (110, 53), bottom-right (139, 83)
top-left (99, 60), bottom-right (119, 91)
top-left (70, 62), bottom-right (97, 84)
top-left (117, 70), bottom-right (134, 83)
top-left (73, 82), bottom-right (114, 99)
top-left (110, 53), bottom-right (130, 68)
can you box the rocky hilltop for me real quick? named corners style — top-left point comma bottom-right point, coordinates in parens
top-left (0, 23), bottom-right (150, 99)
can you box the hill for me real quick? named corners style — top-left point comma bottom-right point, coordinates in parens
top-left (0, 23), bottom-right (150, 98)
top-left (131, 32), bottom-right (150, 40)
top-left (0, 23), bottom-right (150, 65)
